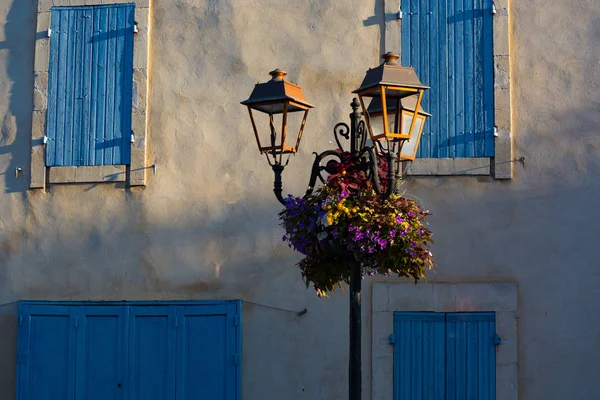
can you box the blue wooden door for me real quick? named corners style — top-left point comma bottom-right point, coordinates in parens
top-left (394, 313), bottom-right (446, 399)
top-left (176, 303), bottom-right (241, 400)
top-left (47, 4), bottom-right (134, 166)
top-left (17, 305), bottom-right (77, 400)
top-left (128, 306), bottom-right (177, 400)
top-left (75, 306), bottom-right (127, 400)
top-left (401, 0), bottom-right (495, 158)
top-left (446, 313), bottom-right (496, 399)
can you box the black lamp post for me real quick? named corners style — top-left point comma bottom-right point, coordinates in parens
top-left (242, 53), bottom-right (429, 400)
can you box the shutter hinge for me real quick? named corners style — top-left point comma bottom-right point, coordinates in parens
top-left (19, 315), bottom-right (22, 326)
top-left (397, 9), bottom-right (403, 19)
top-left (130, 133), bottom-right (135, 143)
top-left (492, 3), bottom-right (497, 14)
top-left (235, 314), bottom-right (240, 327)
top-left (47, 29), bottom-right (52, 38)
top-left (494, 334), bottom-right (502, 345)
top-left (74, 316), bottom-right (79, 329)
top-left (175, 318), bottom-right (178, 329)
top-left (134, 22), bottom-right (139, 34)
top-left (43, 136), bottom-right (48, 144)
top-left (389, 333), bottom-right (395, 345)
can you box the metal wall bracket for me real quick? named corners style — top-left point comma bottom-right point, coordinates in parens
top-left (492, 3), bottom-right (497, 14)
top-left (397, 10), bottom-right (403, 19)
top-left (47, 29), bottom-right (52, 37)
top-left (494, 334), bottom-right (502, 345)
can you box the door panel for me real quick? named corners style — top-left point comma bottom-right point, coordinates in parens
top-left (76, 306), bottom-right (127, 400)
top-left (128, 306), bottom-right (177, 400)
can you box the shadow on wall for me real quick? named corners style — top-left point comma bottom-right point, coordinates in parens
top-left (362, 0), bottom-right (386, 55)
top-left (0, 1), bottom-right (36, 193)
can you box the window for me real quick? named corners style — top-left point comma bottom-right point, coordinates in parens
top-left (398, 0), bottom-right (513, 178)
top-left (46, 5), bottom-right (134, 167)
top-left (393, 312), bottom-right (496, 399)
top-left (16, 301), bottom-right (242, 400)
top-left (31, 1), bottom-right (150, 188)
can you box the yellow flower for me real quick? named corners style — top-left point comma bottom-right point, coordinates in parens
top-left (401, 222), bottom-right (409, 230)
top-left (337, 202), bottom-right (344, 210)
top-left (342, 170), bottom-right (347, 175)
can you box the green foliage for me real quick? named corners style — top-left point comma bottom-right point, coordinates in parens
top-left (280, 152), bottom-right (435, 297)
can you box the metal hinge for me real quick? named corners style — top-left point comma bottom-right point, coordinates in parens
top-left (235, 314), bottom-right (240, 327)
top-left (74, 316), bottom-right (79, 329)
top-left (389, 333), bottom-right (395, 345)
top-left (130, 133), bottom-right (135, 143)
top-left (494, 334), bottom-right (501, 345)
top-left (19, 315), bottom-right (23, 326)
top-left (397, 9), bottom-right (403, 19)
top-left (47, 29), bottom-right (52, 37)
top-left (492, 2), bottom-right (497, 14)
top-left (175, 318), bottom-right (179, 329)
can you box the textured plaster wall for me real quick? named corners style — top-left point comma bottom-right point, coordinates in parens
top-left (0, 0), bottom-right (597, 400)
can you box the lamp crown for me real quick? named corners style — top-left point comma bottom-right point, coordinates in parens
top-left (269, 69), bottom-right (288, 81)
top-left (381, 52), bottom-right (400, 65)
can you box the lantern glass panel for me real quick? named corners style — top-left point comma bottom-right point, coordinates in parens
top-left (249, 105), bottom-right (308, 156)
top-left (399, 115), bottom-right (426, 160)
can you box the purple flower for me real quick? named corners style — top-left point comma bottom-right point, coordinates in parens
top-left (411, 241), bottom-right (417, 247)
top-left (408, 211), bottom-right (414, 218)
top-left (332, 230), bottom-right (339, 238)
top-left (390, 230), bottom-right (397, 238)
top-left (410, 250), bottom-right (416, 257)
top-left (396, 216), bottom-right (404, 224)
top-left (348, 224), bottom-right (355, 232)
top-left (400, 231), bottom-right (406, 237)
top-left (418, 229), bottom-right (424, 237)
top-left (282, 235), bottom-right (287, 242)
top-left (368, 246), bottom-right (375, 253)
top-left (341, 189), bottom-right (349, 198)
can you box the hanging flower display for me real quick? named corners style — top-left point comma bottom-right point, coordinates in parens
top-left (280, 152), bottom-right (435, 297)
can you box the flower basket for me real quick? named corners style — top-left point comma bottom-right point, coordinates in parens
top-left (280, 152), bottom-right (435, 297)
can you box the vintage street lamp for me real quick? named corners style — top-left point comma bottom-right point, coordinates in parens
top-left (241, 53), bottom-right (429, 400)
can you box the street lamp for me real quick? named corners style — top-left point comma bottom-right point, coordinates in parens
top-left (241, 53), bottom-right (429, 400)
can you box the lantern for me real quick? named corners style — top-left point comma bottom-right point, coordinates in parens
top-left (241, 69), bottom-right (314, 164)
top-left (353, 52), bottom-right (429, 148)
top-left (366, 95), bottom-right (431, 160)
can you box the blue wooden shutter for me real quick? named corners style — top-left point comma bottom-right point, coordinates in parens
top-left (128, 306), bottom-right (177, 400)
top-left (176, 302), bottom-right (241, 400)
top-left (393, 312), bottom-right (445, 400)
top-left (402, 0), bottom-right (494, 158)
top-left (17, 304), bottom-right (77, 400)
top-left (47, 4), bottom-right (134, 166)
top-left (446, 313), bottom-right (496, 399)
top-left (75, 306), bottom-right (127, 400)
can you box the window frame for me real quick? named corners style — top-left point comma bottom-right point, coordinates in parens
top-left (385, 0), bottom-right (512, 178)
top-left (31, 0), bottom-right (150, 188)
top-left (371, 282), bottom-right (518, 400)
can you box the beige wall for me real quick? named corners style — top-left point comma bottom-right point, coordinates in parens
top-left (0, 0), bottom-right (598, 399)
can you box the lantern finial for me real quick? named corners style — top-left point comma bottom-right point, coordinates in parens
top-left (269, 69), bottom-right (287, 81)
top-left (381, 52), bottom-right (400, 65)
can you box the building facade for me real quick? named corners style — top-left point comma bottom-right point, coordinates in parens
top-left (0, 0), bottom-right (598, 398)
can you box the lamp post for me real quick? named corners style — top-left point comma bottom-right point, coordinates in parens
top-left (242, 53), bottom-right (429, 400)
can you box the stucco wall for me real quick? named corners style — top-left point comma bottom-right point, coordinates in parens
top-left (0, 0), bottom-right (598, 399)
